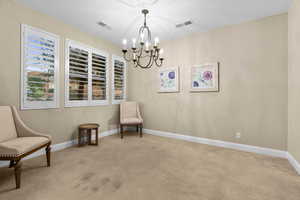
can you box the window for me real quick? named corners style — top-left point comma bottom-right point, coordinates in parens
top-left (92, 51), bottom-right (109, 102)
top-left (112, 55), bottom-right (127, 104)
top-left (65, 39), bottom-right (109, 107)
top-left (21, 24), bottom-right (60, 110)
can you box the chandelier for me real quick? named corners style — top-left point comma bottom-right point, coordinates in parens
top-left (122, 9), bottom-right (164, 69)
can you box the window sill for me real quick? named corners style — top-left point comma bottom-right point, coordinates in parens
top-left (65, 100), bottom-right (109, 108)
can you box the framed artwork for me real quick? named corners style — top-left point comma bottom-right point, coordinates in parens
top-left (158, 67), bottom-right (179, 93)
top-left (190, 62), bottom-right (219, 92)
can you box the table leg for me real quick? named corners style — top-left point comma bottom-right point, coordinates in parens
top-left (87, 128), bottom-right (98, 146)
top-left (96, 128), bottom-right (99, 145)
top-left (78, 128), bottom-right (82, 147)
top-left (88, 129), bottom-right (91, 145)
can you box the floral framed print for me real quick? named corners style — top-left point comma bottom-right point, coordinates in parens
top-left (158, 67), bottom-right (179, 93)
top-left (190, 62), bottom-right (219, 92)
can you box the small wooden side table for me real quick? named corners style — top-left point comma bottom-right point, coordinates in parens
top-left (78, 123), bottom-right (100, 147)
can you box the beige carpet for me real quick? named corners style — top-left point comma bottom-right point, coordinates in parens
top-left (0, 132), bottom-right (300, 200)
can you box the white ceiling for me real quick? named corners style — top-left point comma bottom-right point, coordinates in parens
top-left (17, 0), bottom-right (291, 46)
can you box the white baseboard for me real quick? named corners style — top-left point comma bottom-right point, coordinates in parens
top-left (143, 129), bottom-right (287, 158)
top-left (287, 152), bottom-right (300, 175)
top-left (0, 129), bottom-right (118, 168)
top-left (143, 128), bottom-right (300, 175)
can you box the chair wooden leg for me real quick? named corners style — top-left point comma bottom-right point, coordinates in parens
top-left (78, 128), bottom-right (82, 147)
top-left (120, 125), bottom-right (124, 139)
top-left (9, 160), bottom-right (15, 168)
top-left (46, 144), bottom-right (51, 167)
top-left (14, 160), bottom-right (22, 189)
top-left (136, 125), bottom-right (139, 132)
top-left (140, 124), bottom-right (143, 137)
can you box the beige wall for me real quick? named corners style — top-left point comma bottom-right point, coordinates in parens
top-left (0, 0), bottom-right (122, 143)
top-left (0, 0), bottom-right (290, 151)
top-left (288, 0), bottom-right (300, 162)
top-left (128, 14), bottom-right (288, 150)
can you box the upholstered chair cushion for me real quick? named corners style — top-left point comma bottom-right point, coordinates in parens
top-left (120, 102), bottom-right (143, 125)
top-left (0, 137), bottom-right (50, 157)
top-left (0, 106), bottom-right (18, 142)
top-left (122, 102), bottom-right (138, 118)
top-left (121, 118), bottom-right (143, 124)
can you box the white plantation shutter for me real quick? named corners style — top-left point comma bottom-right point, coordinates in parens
top-left (65, 40), bottom-right (109, 107)
top-left (92, 52), bottom-right (108, 101)
top-left (113, 61), bottom-right (125, 100)
top-left (68, 46), bottom-right (89, 101)
top-left (112, 55), bottom-right (126, 104)
top-left (21, 24), bottom-right (59, 110)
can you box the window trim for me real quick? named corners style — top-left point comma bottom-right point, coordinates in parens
top-left (111, 55), bottom-right (127, 104)
top-left (21, 24), bottom-right (60, 110)
top-left (64, 39), bottom-right (109, 107)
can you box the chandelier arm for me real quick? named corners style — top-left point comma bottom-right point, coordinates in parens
top-left (136, 58), bottom-right (152, 69)
top-left (144, 26), bottom-right (151, 42)
top-left (139, 26), bottom-right (151, 42)
top-left (153, 48), bottom-right (163, 67)
top-left (136, 50), bottom-right (143, 68)
top-left (135, 46), bottom-right (144, 67)
top-left (138, 26), bottom-right (145, 38)
top-left (148, 54), bottom-right (156, 68)
top-left (153, 48), bottom-right (159, 60)
top-left (123, 52), bottom-right (132, 62)
top-left (139, 52), bottom-right (151, 58)
top-left (148, 52), bottom-right (157, 68)
top-left (146, 51), bottom-right (157, 68)
top-left (138, 44), bottom-right (144, 58)
top-left (154, 57), bottom-right (163, 67)
top-left (136, 50), bottom-right (154, 69)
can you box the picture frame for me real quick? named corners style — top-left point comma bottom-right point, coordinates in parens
top-left (190, 62), bottom-right (219, 92)
top-left (158, 67), bottom-right (179, 93)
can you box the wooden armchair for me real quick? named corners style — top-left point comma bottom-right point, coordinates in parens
top-left (120, 102), bottom-right (143, 139)
top-left (0, 106), bottom-right (51, 189)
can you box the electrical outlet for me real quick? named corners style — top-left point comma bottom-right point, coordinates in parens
top-left (235, 132), bottom-right (241, 139)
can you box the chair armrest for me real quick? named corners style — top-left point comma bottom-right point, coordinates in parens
top-left (137, 104), bottom-right (143, 122)
top-left (0, 143), bottom-right (18, 157)
top-left (11, 106), bottom-right (51, 140)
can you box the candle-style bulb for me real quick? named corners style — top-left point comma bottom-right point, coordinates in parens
top-left (154, 37), bottom-right (159, 47)
top-left (140, 32), bottom-right (145, 43)
top-left (145, 41), bottom-right (149, 51)
top-left (132, 38), bottom-right (136, 48)
top-left (159, 48), bottom-right (164, 57)
top-left (122, 39), bottom-right (127, 50)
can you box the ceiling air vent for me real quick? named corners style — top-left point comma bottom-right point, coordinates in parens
top-left (97, 21), bottom-right (112, 30)
top-left (176, 20), bottom-right (193, 28)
